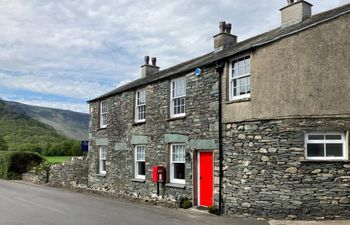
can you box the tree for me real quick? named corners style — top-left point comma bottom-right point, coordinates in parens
top-left (0, 135), bottom-right (8, 151)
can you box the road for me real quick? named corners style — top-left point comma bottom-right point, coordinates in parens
top-left (0, 180), bottom-right (267, 225)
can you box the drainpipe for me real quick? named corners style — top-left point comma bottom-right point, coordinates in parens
top-left (215, 60), bottom-right (224, 215)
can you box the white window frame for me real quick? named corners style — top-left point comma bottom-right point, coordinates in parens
top-left (135, 145), bottom-right (146, 180)
top-left (170, 144), bottom-right (186, 184)
top-left (100, 100), bottom-right (108, 128)
top-left (135, 89), bottom-right (146, 123)
top-left (229, 56), bottom-right (251, 101)
top-left (305, 132), bottom-right (348, 161)
top-left (170, 77), bottom-right (186, 118)
top-left (99, 146), bottom-right (107, 175)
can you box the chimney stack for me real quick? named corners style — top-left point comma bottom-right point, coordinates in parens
top-left (141, 56), bottom-right (159, 78)
top-left (280, 0), bottom-right (313, 27)
top-left (213, 21), bottom-right (237, 51)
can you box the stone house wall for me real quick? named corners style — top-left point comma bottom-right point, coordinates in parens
top-left (222, 117), bottom-right (350, 219)
top-left (88, 67), bottom-right (220, 206)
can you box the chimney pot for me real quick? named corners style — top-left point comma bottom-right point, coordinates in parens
top-left (144, 56), bottom-right (150, 65)
top-left (219, 21), bottom-right (226, 33)
top-left (151, 57), bottom-right (156, 66)
top-left (225, 23), bottom-right (232, 34)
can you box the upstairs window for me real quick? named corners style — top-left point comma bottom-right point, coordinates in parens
top-left (305, 132), bottom-right (347, 160)
top-left (100, 100), bottom-right (108, 128)
top-left (135, 145), bottom-right (146, 179)
top-left (170, 77), bottom-right (186, 118)
top-left (99, 146), bottom-right (107, 175)
top-left (135, 89), bottom-right (146, 123)
top-left (170, 144), bottom-right (186, 184)
top-left (230, 56), bottom-right (251, 101)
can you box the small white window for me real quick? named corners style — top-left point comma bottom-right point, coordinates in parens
top-left (170, 144), bottom-right (185, 184)
top-left (170, 77), bottom-right (186, 118)
top-left (135, 89), bottom-right (146, 123)
top-left (100, 100), bottom-right (108, 128)
top-left (99, 146), bottom-right (107, 175)
top-left (135, 145), bottom-right (146, 179)
top-left (305, 132), bottom-right (347, 160)
top-left (229, 56), bottom-right (251, 101)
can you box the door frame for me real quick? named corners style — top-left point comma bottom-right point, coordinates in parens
top-left (197, 150), bottom-right (214, 207)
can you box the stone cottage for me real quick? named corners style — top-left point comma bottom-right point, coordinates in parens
top-left (88, 1), bottom-right (350, 219)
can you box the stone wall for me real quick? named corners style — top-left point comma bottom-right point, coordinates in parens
top-left (223, 117), bottom-right (350, 219)
top-left (48, 157), bottom-right (88, 190)
top-left (23, 157), bottom-right (88, 190)
top-left (88, 67), bottom-right (220, 207)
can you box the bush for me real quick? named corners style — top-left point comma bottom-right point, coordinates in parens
top-left (180, 197), bottom-right (193, 209)
top-left (0, 151), bottom-right (44, 179)
top-left (208, 205), bottom-right (220, 215)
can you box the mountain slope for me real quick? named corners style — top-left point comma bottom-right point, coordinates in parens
top-left (0, 100), bottom-right (71, 151)
top-left (5, 101), bottom-right (89, 140)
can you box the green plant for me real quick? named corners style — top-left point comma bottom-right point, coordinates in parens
top-left (208, 205), bottom-right (220, 215)
top-left (0, 151), bottom-right (44, 179)
top-left (180, 197), bottom-right (193, 209)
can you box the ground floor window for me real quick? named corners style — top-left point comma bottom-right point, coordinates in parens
top-left (170, 144), bottom-right (185, 184)
top-left (99, 146), bottom-right (107, 175)
top-left (135, 145), bottom-right (145, 179)
top-left (305, 132), bottom-right (347, 160)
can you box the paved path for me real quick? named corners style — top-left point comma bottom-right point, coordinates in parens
top-left (0, 180), bottom-right (267, 225)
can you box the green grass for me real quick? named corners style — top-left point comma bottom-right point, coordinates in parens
top-left (45, 156), bottom-right (72, 164)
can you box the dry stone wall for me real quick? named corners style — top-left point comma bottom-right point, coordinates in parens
top-left (223, 117), bottom-right (350, 219)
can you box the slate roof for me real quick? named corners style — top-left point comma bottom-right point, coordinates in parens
top-left (88, 3), bottom-right (350, 102)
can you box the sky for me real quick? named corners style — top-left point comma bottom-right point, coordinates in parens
top-left (0, 0), bottom-right (349, 113)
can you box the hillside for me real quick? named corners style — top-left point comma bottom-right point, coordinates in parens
top-left (5, 101), bottom-right (88, 140)
top-left (0, 100), bottom-right (70, 151)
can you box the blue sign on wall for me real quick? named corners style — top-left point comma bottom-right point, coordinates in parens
top-left (81, 141), bottom-right (89, 152)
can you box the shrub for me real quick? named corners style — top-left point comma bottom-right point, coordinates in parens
top-left (180, 197), bottom-right (193, 209)
top-left (0, 151), bottom-right (44, 179)
top-left (208, 205), bottom-right (220, 215)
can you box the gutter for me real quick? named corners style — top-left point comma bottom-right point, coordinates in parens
top-left (215, 60), bottom-right (225, 215)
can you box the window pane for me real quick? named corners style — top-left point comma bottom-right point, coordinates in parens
top-left (172, 145), bottom-right (185, 162)
top-left (245, 57), bottom-right (250, 66)
top-left (238, 60), bottom-right (245, 68)
top-left (137, 146), bottom-right (145, 160)
top-left (138, 162), bottom-right (145, 175)
top-left (102, 160), bottom-right (106, 171)
top-left (174, 163), bottom-right (185, 179)
top-left (308, 135), bottom-right (324, 140)
top-left (238, 67), bottom-right (245, 75)
top-left (326, 135), bottom-right (342, 140)
top-left (232, 69), bottom-right (237, 78)
top-left (307, 143), bottom-right (324, 157)
top-left (326, 144), bottom-right (343, 157)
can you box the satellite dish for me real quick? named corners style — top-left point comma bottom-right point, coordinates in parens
top-left (194, 68), bottom-right (202, 76)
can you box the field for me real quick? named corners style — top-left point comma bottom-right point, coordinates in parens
top-left (45, 156), bottom-right (72, 164)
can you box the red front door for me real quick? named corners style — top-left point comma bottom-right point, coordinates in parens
top-left (199, 151), bottom-right (213, 207)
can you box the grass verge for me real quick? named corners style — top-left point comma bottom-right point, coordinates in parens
top-left (45, 156), bottom-right (72, 164)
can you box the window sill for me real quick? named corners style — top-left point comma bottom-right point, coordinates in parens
top-left (167, 116), bottom-right (186, 121)
top-left (300, 159), bottom-right (349, 163)
top-left (97, 127), bottom-right (107, 131)
top-left (131, 178), bottom-right (146, 183)
top-left (97, 174), bottom-right (106, 177)
top-left (226, 97), bottom-right (251, 104)
top-left (132, 121), bottom-right (146, 126)
top-left (165, 183), bottom-right (186, 189)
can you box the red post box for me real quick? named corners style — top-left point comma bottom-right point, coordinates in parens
top-left (152, 165), bottom-right (165, 183)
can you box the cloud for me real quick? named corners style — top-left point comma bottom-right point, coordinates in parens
top-left (0, 0), bottom-right (348, 112)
